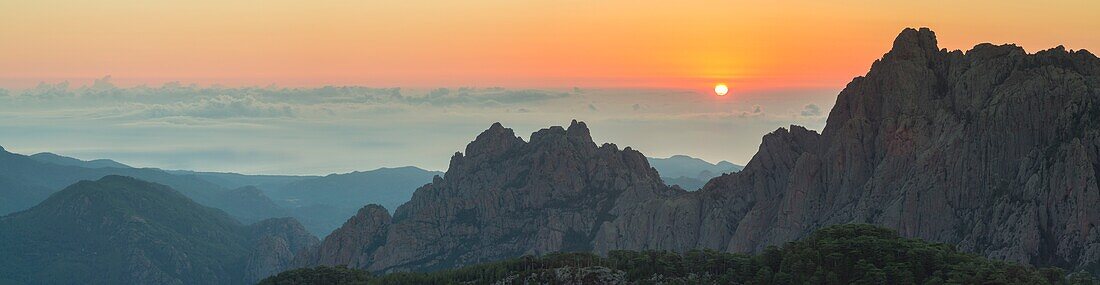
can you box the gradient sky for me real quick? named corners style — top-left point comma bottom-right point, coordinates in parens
top-left (1, 1), bottom-right (1098, 175)
top-left (3, 0), bottom-right (1098, 91)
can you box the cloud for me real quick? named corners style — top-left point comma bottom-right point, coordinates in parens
top-left (738, 105), bottom-right (764, 118)
top-left (5, 81), bottom-right (570, 108)
top-left (800, 104), bottom-right (822, 117)
top-left (409, 88), bottom-right (570, 106)
top-left (135, 95), bottom-right (296, 119)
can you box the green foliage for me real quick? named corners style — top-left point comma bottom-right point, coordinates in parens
top-left (258, 266), bottom-right (371, 285)
top-left (265, 224), bottom-right (1098, 284)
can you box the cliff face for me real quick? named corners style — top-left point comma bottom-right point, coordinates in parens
top-left (597, 28), bottom-right (1100, 273)
top-left (292, 204), bottom-right (393, 269)
top-left (299, 121), bottom-right (679, 272)
top-left (300, 28), bottom-right (1099, 274)
top-left (244, 217), bottom-right (320, 284)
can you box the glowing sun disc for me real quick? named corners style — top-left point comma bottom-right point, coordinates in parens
top-left (714, 84), bottom-right (729, 96)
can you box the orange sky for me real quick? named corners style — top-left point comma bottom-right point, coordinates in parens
top-left (2, 0), bottom-right (1098, 92)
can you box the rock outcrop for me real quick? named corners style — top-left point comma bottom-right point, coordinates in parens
top-left (292, 205), bottom-right (393, 269)
top-left (244, 217), bottom-right (320, 284)
top-left (297, 120), bottom-right (680, 272)
top-left (298, 28), bottom-right (1100, 274)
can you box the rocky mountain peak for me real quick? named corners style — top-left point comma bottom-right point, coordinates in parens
top-left (566, 119), bottom-right (592, 141)
top-left (887, 27), bottom-right (941, 62)
top-left (463, 122), bottom-right (524, 158)
top-left (351, 204), bottom-right (393, 224)
top-left (299, 120), bottom-right (673, 273)
top-left (526, 119), bottom-right (592, 146)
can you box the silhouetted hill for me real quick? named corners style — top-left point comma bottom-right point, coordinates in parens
top-left (1, 147), bottom-right (440, 237)
top-left (0, 176), bottom-right (317, 284)
top-left (0, 147), bottom-right (287, 224)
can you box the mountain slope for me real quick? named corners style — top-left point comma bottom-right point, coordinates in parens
top-left (270, 167), bottom-right (441, 236)
top-left (0, 176), bottom-right (318, 284)
top-left (296, 121), bottom-right (680, 272)
top-left (163, 170), bottom-right (309, 190)
top-left (0, 174), bottom-right (53, 215)
top-left (28, 152), bottom-right (131, 169)
top-left (596, 28), bottom-right (1100, 274)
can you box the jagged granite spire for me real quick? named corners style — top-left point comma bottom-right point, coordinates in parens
top-left (296, 121), bottom-right (675, 272)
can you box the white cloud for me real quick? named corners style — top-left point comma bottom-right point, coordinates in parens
top-left (0, 82), bottom-right (840, 174)
top-left (801, 104), bottom-right (822, 117)
top-left (738, 105), bottom-right (764, 118)
top-left (127, 95), bottom-right (296, 119)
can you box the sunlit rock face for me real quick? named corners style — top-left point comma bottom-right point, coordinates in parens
top-left (299, 28), bottom-right (1100, 274)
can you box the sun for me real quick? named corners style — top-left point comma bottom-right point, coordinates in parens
top-left (714, 83), bottom-right (729, 96)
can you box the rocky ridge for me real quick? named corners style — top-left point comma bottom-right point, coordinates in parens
top-left (297, 121), bottom-right (680, 272)
top-left (297, 28), bottom-right (1099, 274)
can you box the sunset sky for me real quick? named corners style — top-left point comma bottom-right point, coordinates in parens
top-left (3, 0), bottom-right (1098, 91)
top-left (1, 1), bottom-right (1098, 174)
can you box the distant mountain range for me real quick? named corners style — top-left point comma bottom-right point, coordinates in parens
top-left (646, 155), bottom-right (742, 190)
top-left (0, 147), bottom-right (286, 223)
top-left (28, 152), bottom-right (132, 169)
top-left (5, 147), bottom-right (718, 236)
top-left (0, 147), bottom-right (439, 237)
top-left (0, 176), bottom-right (317, 284)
